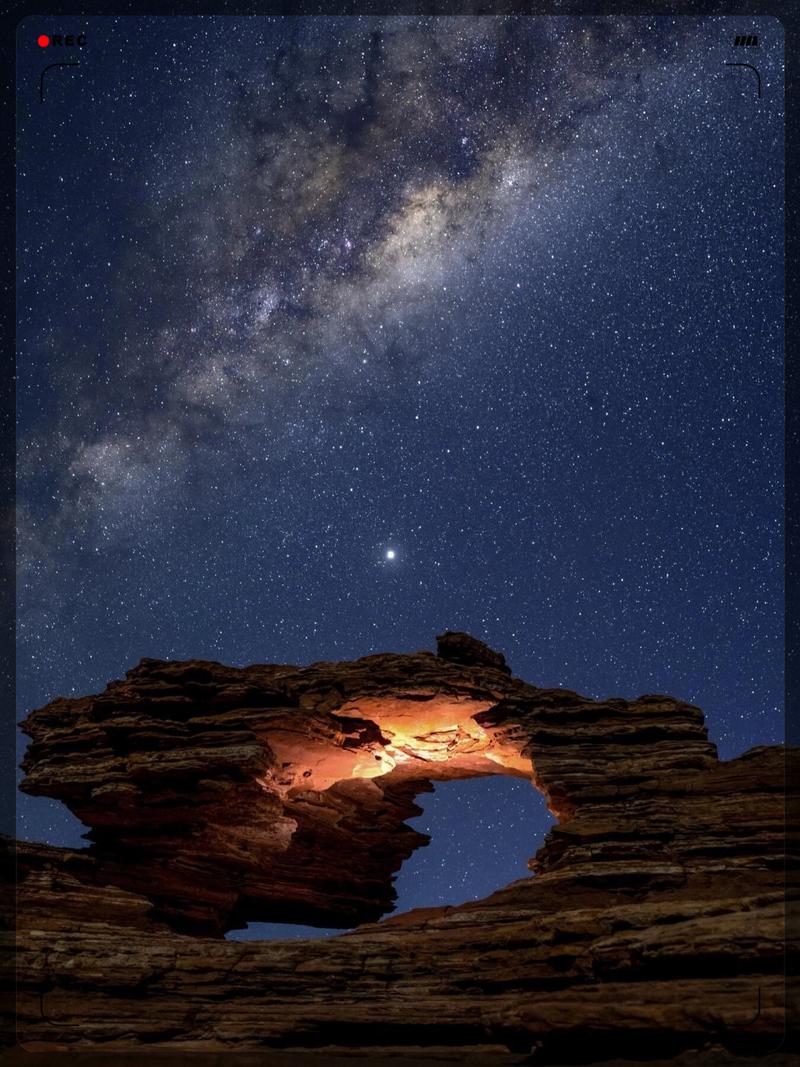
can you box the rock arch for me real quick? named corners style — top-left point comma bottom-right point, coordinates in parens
top-left (11, 632), bottom-right (790, 1061)
top-left (19, 632), bottom-right (716, 936)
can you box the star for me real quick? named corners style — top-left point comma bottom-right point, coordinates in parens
top-left (386, 549), bottom-right (396, 560)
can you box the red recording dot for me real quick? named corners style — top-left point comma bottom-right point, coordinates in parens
top-left (37, 35), bottom-right (50, 48)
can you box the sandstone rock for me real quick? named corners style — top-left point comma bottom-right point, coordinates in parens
top-left (435, 631), bottom-right (511, 674)
top-left (8, 635), bottom-right (794, 1062)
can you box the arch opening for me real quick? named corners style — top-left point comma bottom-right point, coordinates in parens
top-left (390, 774), bottom-right (555, 913)
top-left (226, 695), bottom-right (554, 941)
top-left (226, 772), bottom-right (554, 941)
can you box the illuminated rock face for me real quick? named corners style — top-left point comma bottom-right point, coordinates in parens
top-left (11, 633), bottom-right (792, 1061)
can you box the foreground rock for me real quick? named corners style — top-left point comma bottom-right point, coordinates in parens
top-left (8, 633), bottom-right (794, 1062)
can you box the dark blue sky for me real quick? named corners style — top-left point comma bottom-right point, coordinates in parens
top-left (16, 16), bottom-right (783, 934)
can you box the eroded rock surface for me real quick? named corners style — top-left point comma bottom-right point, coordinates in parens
top-left (9, 633), bottom-right (794, 1062)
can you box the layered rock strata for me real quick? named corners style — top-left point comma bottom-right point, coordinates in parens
top-left (8, 633), bottom-right (793, 1062)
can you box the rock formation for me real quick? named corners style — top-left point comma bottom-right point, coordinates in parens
top-left (6, 633), bottom-right (795, 1063)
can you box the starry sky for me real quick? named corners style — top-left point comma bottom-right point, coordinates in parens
top-left (16, 16), bottom-right (783, 936)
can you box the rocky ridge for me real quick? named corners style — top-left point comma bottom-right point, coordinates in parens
top-left (8, 632), bottom-right (794, 1062)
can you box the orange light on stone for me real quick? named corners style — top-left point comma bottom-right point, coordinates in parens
top-left (259, 693), bottom-right (536, 796)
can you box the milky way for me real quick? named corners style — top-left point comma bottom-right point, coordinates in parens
top-left (16, 16), bottom-right (784, 931)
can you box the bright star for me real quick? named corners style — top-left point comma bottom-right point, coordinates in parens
top-left (386, 549), bottom-right (396, 560)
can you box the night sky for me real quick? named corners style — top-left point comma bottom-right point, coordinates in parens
top-left (16, 16), bottom-right (783, 937)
